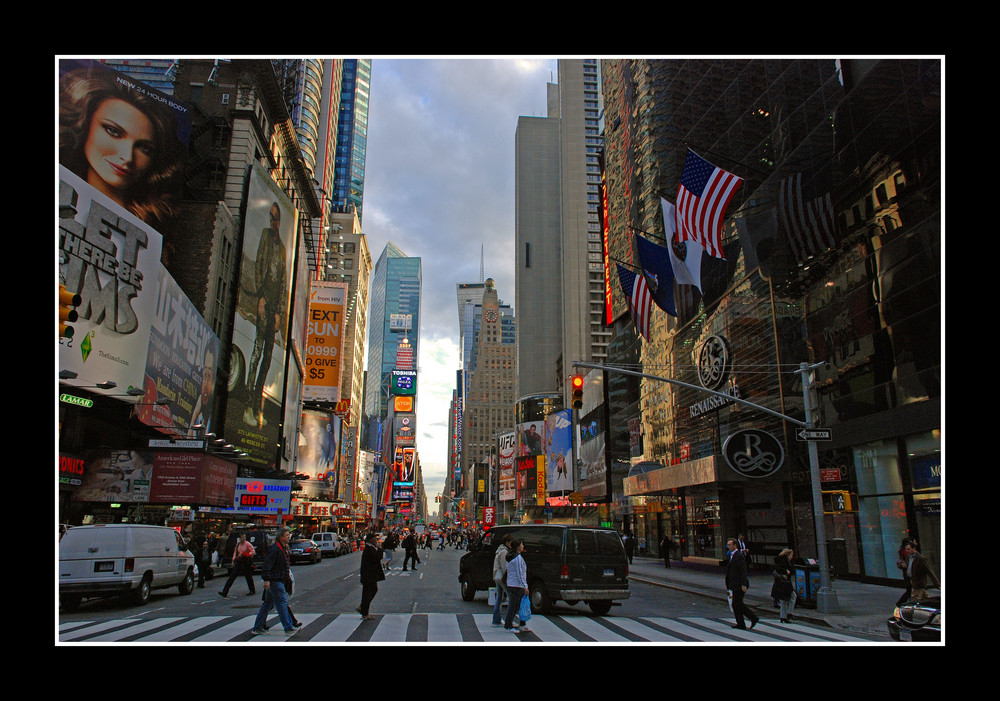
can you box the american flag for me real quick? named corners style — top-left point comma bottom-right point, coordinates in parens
top-left (675, 149), bottom-right (742, 259)
top-left (778, 173), bottom-right (838, 261)
top-left (616, 263), bottom-right (652, 340)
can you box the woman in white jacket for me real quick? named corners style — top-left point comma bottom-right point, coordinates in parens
top-left (503, 539), bottom-right (530, 633)
top-left (491, 534), bottom-right (512, 627)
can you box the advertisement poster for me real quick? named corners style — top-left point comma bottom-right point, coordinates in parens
top-left (227, 161), bottom-right (298, 466)
top-left (517, 420), bottom-right (544, 457)
top-left (136, 266), bottom-right (220, 437)
top-left (73, 450), bottom-right (235, 506)
top-left (497, 432), bottom-right (516, 501)
top-left (579, 369), bottom-right (608, 500)
top-left (297, 410), bottom-right (341, 500)
top-left (303, 281), bottom-right (348, 402)
top-left (544, 409), bottom-right (574, 495)
top-left (201, 477), bottom-right (292, 516)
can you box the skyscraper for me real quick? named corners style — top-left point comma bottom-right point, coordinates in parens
top-left (515, 59), bottom-right (607, 401)
top-left (364, 242), bottom-right (422, 426)
top-left (331, 59), bottom-right (372, 225)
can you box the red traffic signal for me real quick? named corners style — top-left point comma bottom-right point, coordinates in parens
top-left (571, 374), bottom-right (584, 409)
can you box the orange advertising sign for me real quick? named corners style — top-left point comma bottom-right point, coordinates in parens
top-left (304, 281), bottom-right (347, 402)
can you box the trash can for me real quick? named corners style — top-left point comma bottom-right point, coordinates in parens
top-left (794, 560), bottom-right (822, 608)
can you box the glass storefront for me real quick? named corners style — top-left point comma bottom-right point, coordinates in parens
top-left (684, 491), bottom-right (722, 560)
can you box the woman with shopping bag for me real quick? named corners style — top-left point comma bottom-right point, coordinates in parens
top-left (503, 539), bottom-right (531, 634)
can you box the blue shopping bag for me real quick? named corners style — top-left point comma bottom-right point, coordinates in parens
top-left (518, 594), bottom-right (532, 623)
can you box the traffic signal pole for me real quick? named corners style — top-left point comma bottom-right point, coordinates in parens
top-left (573, 360), bottom-right (838, 613)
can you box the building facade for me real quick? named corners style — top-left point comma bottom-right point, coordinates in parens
top-left (601, 58), bottom-right (941, 585)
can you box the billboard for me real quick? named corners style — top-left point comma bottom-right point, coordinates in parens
top-left (497, 432), bottom-right (516, 501)
top-left (578, 368), bottom-right (608, 500)
top-left (297, 410), bottom-right (341, 499)
top-left (390, 369), bottom-right (417, 396)
top-left (303, 281), bottom-right (348, 402)
top-left (517, 421), bottom-right (544, 457)
top-left (136, 267), bottom-right (220, 437)
top-left (201, 477), bottom-right (292, 516)
top-left (545, 409), bottom-right (573, 495)
top-left (73, 449), bottom-right (235, 506)
top-left (227, 161), bottom-right (298, 465)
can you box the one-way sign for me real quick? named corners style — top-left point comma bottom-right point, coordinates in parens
top-left (796, 428), bottom-right (832, 441)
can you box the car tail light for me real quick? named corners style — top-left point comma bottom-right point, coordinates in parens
top-left (125, 558), bottom-right (135, 572)
top-left (560, 564), bottom-right (569, 580)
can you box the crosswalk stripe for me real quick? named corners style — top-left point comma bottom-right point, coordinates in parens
top-left (565, 616), bottom-right (633, 642)
top-left (127, 616), bottom-right (229, 642)
top-left (368, 614), bottom-right (411, 642)
top-left (427, 612), bottom-right (462, 642)
top-left (606, 617), bottom-right (689, 642)
top-left (640, 617), bottom-right (736, 642)
top-left (190, 615), bottom-right (259, 642)
top-left (311, 614), bottom-right (365, 642)
top-left (60, 618), bottom-right (146, 641)
top-left (85, 617), bottom-right (186, 642)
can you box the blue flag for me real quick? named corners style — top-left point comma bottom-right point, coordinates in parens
top-left (635, 234), bottom-right (677, 317)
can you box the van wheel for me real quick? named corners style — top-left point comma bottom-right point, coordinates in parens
top-left (529, 582), bottom-right (552, 614)
top-left (133, 576), bottom-right (152, 605)
top-left (60, 594), bottom-right (82, 611)
top-left (588, 600), bottom-right (612, 615)
top-left (460, 577), bottom-right (477, 601)
top-left (178, 570), bottom-right (195, 595)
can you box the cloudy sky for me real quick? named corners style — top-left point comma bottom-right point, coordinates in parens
top-left (361, 57), bottom-right (559, 502)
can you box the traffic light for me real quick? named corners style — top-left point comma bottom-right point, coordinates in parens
top-left (571, 374), bottom-right (584, 409)
top-left (821, 490), bottom-right (856, 513)
top-left (59, 284), bottom-right (81, 339)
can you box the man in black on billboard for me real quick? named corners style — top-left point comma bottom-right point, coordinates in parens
top-left (244, 202), bottom-right (286, 428)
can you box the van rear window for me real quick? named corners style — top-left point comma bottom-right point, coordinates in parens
top-left (569, 530), bottom-right (596, 555)
top-left (596, 531), bottom-right (626, 556)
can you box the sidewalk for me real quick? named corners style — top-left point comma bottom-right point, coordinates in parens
top-left (627, 555), bottom-right (898, 639)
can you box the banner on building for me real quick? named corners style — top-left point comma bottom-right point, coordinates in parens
top-left (303, 281), bottom-right (348, 402)
top-left (545, 409), bottom-right (573, 495)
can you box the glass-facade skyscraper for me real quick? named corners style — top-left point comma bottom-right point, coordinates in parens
top-left (332, 59), bottom-right (371, 224)
top-left (364, 242), bottom-right (422, 425)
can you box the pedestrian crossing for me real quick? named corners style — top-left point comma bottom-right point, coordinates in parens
top-left (58, 612), bottom-right (875, 644)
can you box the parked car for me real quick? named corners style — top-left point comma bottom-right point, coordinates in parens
top-left (220, 529), bottom-right (275, 574)
top-left (459, 524), bottom-right (630, 615)
top-left (288, 538), bottom-right (323, 564)
top-left (887, 590), bottom-right (941, 641)
top-left (59, 524), bottom-right (195, 610)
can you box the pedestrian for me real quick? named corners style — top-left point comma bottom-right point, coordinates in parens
top-left (250, 527), bottom-right (298, 636)
top-left (219, 532), bottom-right (256, 598)
top-left (895, 537), bottom-right (915, 606)
top-left (438, 531), bottom-right (446, 550)
top-left (771, 547), bottom-right (797, 623)
top-left (659, 533), bottom-right (674, 568)
top-left (623, 532), bottom-right (634, 564)
top-left (503, 539), bottom-right (530, 634)
top-left (191, 535), bottom-right (211, 588)
top-left (903, 540), bottom-right (939, 600)
top-left (491, 534), bottom-right (512, 627)
top-left (383, 530), bottom-right (398, 570)
top-left (725, 537), bottom-right (759, 630)
top-left (357, 533), bottom-right (385, 620)
top-left (402, 531), bottom-right (419, 571)
top-left (424, 533), bottom-right (433, 551)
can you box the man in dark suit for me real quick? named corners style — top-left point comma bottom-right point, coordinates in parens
top-left (357, 533), bottom-right (385, 620)
top-left (725, 537), bottom-right (759, 630)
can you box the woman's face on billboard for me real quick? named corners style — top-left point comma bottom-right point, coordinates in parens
top-left (84, 98), bottom-right (155, 202)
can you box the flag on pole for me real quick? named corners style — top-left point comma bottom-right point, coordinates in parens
top-left (635, 234), bottom-right (677, 317)
top-left (661, 197), bottom-right (703, 293)
top-left (616, 263), bottom-right (652, 340)
top-left (777, 173), bottom-right (838, 262)
top-left (675, 149), bottom-right (743, 260)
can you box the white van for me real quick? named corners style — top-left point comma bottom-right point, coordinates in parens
top-left (59, 524), bottom-right (195, 610)
top-left (311, 531), bottom-right (343, 557)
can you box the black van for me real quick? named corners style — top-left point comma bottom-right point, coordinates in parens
top-left (458, 525), bottom-right (630, 615)
top-left (221, 529), bottom-right (275, 574)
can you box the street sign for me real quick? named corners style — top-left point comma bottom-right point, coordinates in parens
top-left (796, 428), bottom-right (832, 441)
